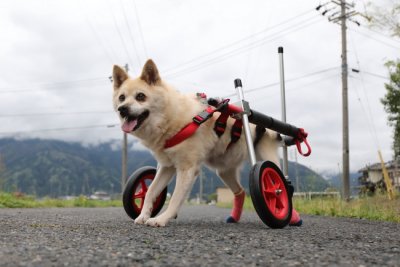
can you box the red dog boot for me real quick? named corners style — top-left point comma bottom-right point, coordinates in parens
top-left (226, 189), bottom-right (245, 223)
top-left (289, 208), bottom-right (303, 226)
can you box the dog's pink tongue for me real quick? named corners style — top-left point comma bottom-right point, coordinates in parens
top-left (122, 119), bottom-right (137, 133)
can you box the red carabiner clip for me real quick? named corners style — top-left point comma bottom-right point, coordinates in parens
top-left (295, 128), bottom-right (312, 157)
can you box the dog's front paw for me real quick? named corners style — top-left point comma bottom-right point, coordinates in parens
top-left (145, 217), bottom-right (168, 227)
top-left (134, 214), bottom-right (150, 225)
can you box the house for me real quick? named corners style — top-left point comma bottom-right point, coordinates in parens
top-left (358, 159), bottom-right (400, 191)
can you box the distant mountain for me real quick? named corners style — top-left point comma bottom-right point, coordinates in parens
top-left (0, 138), bottom-right (329, 198)
top-left (322, 171), bottom-right (360, 195)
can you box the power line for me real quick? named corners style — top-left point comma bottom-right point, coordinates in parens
top-left (348, 32), bottom-right (380, 149)
top-left (106, 0), bottom-right (135, 66)
top-left (82, 6), bottom-right (117, 64)
top-left (163, 9), bottom-right (315, 74)
top-left (360, 24), bottom-right (400, 45)
top-left (0, 124), bottom-right (118, 135)
top-left (0, 110), bottom-right (113, 118)
top-left (0, 77), bottom-right (107, 92)
top-left (164, 16), bottom-right (322, 79)
top-left (119, 0), bottom-right (142, 69)
top-left (132, 0), bottom-right (148, 60)
top-left (224, 67), bottom-right (339, 97)
top-left (0, 83), bottom-right (107, 94)
top-left (349, 27), bottom-right (400, 50)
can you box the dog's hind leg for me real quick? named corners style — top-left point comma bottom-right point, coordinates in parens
top-left (217, 168), bottom-right (246, 223)
top-left (255, 130), bottom-right (280, 165)
top-left (134, 165), bottom-right (175, 225)
top-left (145, 167), bottom-right (199, 227)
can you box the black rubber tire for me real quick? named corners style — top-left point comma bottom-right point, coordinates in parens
top-left (249, 161), bottom-right (292, 228)
top-left (122, 166), bottom-right (167, 220)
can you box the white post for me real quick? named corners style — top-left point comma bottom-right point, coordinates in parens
top-left (278, 46), bottom-right (289, 178)
top-left (234, 79), bottom-right (257, 166)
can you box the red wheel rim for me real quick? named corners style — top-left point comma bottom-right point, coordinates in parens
top-left (132, 173), bottom-right (164, 214)
top-left (261, 168), bottom-right (289, 220)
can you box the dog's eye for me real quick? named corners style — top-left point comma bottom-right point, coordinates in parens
top-left (136, 93), bottom-right (146, 102)
top-left (119, 94), bottom-right (125, 102)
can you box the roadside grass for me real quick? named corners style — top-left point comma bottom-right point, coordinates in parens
top-left (218, 194), bottom-right (400, 223)
top-left (0, 192), bottom-right (122, 208)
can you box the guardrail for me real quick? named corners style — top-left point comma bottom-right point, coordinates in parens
top-left (293, 192), bottom-right (340, 200)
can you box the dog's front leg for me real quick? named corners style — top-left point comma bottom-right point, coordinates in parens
top-left (134, 165), bottom-right (175, 225)
top-left (145, 167), bottom-right (198, 227)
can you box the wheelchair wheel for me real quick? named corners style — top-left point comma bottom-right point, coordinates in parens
top-left (122, 166), bottom-right (167, 220)
top-left (249, 161), bottom-right (292, 228)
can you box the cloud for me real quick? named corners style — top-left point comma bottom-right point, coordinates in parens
top-left (0, 0), bottom-right (398, 173)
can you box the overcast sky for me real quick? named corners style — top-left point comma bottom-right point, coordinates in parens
top-left (0, 0), bottom-right (399, 174)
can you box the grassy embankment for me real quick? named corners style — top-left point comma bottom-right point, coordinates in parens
top-left (1, 191), bottom-right (399, 223)
top-left (219, 194), bottom-right (400, 223)
top-left (0, 192), bottom-right (122, 208)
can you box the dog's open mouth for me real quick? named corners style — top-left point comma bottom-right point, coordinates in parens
top-left (121, 110), bottom-right (150, 133)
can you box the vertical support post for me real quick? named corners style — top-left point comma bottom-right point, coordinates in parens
top-left (294, 149), bottom-right (300, 192)
top-left (378, 150), bottom-right (395, 200)
top-left (278, 46), bottom-right (289, 178)
top-left (121, 64), bottom-right (129, 192)
top-left (340, 0), bottom-right (350, 201)
top-left (234, 79), bottom-right (257, 166)
top-left (121, 132), bottom-right (128, 192)
top-left (199, 168), bottom-right (203, 203)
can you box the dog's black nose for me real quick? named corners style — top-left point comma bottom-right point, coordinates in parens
top-left (118, 106), bottom-right (129, 118)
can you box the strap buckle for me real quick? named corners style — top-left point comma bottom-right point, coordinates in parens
top-left (193, 110), bottom-right (213, 125)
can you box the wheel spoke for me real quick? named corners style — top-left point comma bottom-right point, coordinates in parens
top-left (140, 179), bottom-right (148, 192)
top-left (134, 189), bottom-right (146, 199)
top-left (263, 173), bottom-right (274, 190)
top-left (275, 196), bottom-right (285, 209)
top-left (268, 197), bottom-right (277, 213)
top-left (263, 188), bottom-right (276, 197)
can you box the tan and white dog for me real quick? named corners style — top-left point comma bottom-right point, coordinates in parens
top-left (112, 59), bottom-right (281, 227)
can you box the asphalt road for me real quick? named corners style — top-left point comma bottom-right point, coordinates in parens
top-left (0, 205), bottom-right (399, 267)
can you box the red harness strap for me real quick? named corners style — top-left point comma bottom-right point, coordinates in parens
top-left (164, 106), bottom-right (216, 149)
top-left (164, 97), bottom-right (244, 150)
top-left (214, 113), bottom-right (229, 137)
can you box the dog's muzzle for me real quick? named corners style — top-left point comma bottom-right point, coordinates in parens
top-left (118, 106), bottom-right (150, 133)
top-left (118, 106), bottom-right (130, 118)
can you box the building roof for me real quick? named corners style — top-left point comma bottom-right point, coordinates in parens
top-left (358, 159), bottom-right (400, 173)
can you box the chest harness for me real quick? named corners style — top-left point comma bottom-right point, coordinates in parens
top-left (164, 93), bottom-right (311, 157)
top-left (164, 93), bottom-right (243, 150)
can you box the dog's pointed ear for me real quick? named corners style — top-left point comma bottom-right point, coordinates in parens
top-left (112, 65), bottom-right (129, 90)
top-left (140, 59), bottom-right (161, 85)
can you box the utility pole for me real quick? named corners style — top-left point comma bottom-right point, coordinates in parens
top-left (294, 149), bottom-right (300, 192)
top-left (121, 64), bottom-right (129, 193)
top-left (110, 64), bottom-right (129, 193)
top-left (316, 0), bottom-right (360, 201)
top-left (340, 0), bottom-right (350, 201)
top-left (199, 168), bottom-right (204, 203)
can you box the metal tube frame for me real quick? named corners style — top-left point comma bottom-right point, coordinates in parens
top-left (234, 79), bottom-right (257, 166)
top-left (278, 46), bottom-right (289, 178)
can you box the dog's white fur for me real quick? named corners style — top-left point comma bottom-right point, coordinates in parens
top-left (113, 60), bottom-right (280, 227)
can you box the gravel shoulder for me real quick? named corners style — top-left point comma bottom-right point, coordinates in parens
top-left (0, 205), bottom-right (399, 267)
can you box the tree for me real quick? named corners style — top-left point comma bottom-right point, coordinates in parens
top-left (364, 1), bottom-right (400, 37)
top-left (381, 60), bottom-right (400, 157)
top-left (364, 1), bottom-right (400, 157)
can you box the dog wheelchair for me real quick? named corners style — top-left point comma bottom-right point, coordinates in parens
top-left (122, 79), bottom-right (311, 228)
